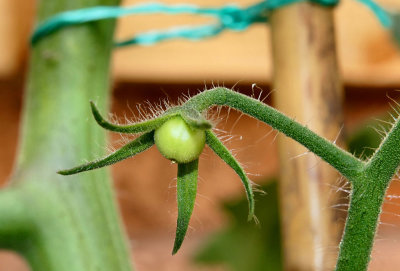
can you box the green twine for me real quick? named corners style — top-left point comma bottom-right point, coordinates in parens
top-left (356, 0), bottom-right (393, 27)
top-left (393, 13), bottom-right (400, 45)
top-left (31, 0), bottom-right (392, 47)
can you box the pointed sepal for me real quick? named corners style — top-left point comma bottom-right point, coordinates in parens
top-left (205, 130), bottom-right (255, 220)
top-left (172, 159), bottom-right (199, 254)
top-left (90, 101), bottom-right (177, 134)
top-left (58, 131), bottom-right (155, 175)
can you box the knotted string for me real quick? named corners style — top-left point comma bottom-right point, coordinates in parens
top-left (31, 0), bottom-right (393, 47)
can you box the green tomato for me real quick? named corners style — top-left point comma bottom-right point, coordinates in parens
top-left (154, 116), bottom-right (206, 163)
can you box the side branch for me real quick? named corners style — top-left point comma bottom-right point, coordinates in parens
top-left (365, 118), bottom-right (400, 182)
top-left (185, 87), bottom-right (364, 180)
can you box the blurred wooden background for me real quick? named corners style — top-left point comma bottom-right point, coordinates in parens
top-left (1, 0), bottom-right (400, 84)
top-left (0, 0), bottom-right (400, 270)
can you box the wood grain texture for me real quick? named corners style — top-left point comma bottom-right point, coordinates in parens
top-left (270, 3), bottom-right (344, 270)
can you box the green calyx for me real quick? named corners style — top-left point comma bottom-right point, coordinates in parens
top-left (154, 116), bottom-right (206, 163)
top-left (58, 94), bottom-right (256, 254)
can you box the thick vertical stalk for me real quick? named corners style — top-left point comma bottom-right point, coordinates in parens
top-left (0, 0), bottom-right (133, 270)
top-left (335, 179), bottom-right (387, 271)
top-left (270, 3), bottom-right (343, 270)
top-left (336, 119), bottom-right (400, 270)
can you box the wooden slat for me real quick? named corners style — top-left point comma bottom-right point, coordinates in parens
top-left (113, 0), bottom-right (400, 86)
top-left (0, 0), bottom-right (399, 86)
top-left (270, 3), bottom-right (344, 270)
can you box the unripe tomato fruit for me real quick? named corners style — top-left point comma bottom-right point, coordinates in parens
top-left (154, 116), bottom-right (206, 163)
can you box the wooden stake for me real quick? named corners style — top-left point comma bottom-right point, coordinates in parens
top-left (270, 3), bottom-right (344, 270)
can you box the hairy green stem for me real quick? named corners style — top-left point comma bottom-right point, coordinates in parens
top-left (335, 179), bottom-right (387, 271)
top-left (365, 118), bottom-right (400, 180)
top-left (335, 118), bottom-right (400, 270)
top-left (184, 87), bottom-right (400, 271)
top-left (0, 0), bottom-right (133, 270)
top-left (185, 87), bottom-right (364, 180)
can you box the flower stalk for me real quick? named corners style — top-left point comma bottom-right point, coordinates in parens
top-left (60, 86), bottom-right (400, 270)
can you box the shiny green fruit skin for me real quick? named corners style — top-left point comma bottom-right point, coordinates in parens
top-left (154, 116), bottom-right (206, 163)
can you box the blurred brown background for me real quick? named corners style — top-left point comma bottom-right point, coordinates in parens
top-left (1, 0), bottom-right (400, 270)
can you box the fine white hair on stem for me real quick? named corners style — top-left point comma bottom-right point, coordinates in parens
top-left (328, 184), bottom-right (351, 196)
top-left (378, 222), bottom-right (398, 229)
top-left (370, 125), bottom-right (386, 138)
top-left (270, 130), bottom-right (280, 145)
top-left (210, 125), bottom-right (263, 199)
top-left (333, 124), bottom-right (344, 145)
top-left (254, 127), bottom-right (275, 144)
top-left (381, 210), bottom-right (400, 219)
top-left (195, 191), bottom-right (215, 205)
top-left (386, 194), bottom-right (400, 200)
top-left (382, 201), bottom-right (400, 208)
top-left (325, 176), bottom-right (351, 214)
top-left (168, 177), bottom-right (178, 189)
top-left (373, 117), bottom-right (394, 126)
top-left (231, 80), bottom-right (243, 91)
top-left (289, 150), bottom-right (311, 161)
top-left (110, 96), bottom-right (178, 128)
top-left (389, 103), bottom-right (400, 116)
